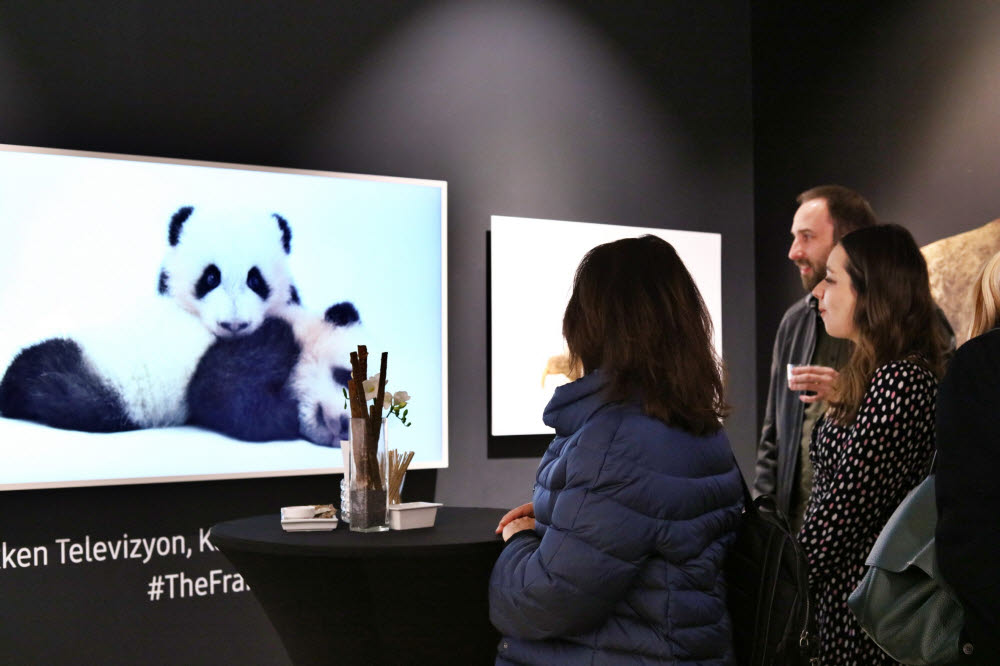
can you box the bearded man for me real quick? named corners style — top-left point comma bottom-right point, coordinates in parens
top-left (754, 185), bottom-right (876, 531)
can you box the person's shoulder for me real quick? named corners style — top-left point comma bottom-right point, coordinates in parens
top-left (955, 328), bottom-right (1000, 363)
top-left (943, 329), bottom-right (1000, 389)
top-left (777, 294), bottom-right (813, 326)
top-left (588, 401), bottom-right (729, 443)
top-left (613, 408), bottom-right (733, 461)
top-left (571, 401), bottom-right (630, 447)
top-left (871, 359), bottom-right (936, 392)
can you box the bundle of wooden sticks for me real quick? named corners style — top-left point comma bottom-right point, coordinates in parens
top-left (346, 345), bottom-right (387, 491)
top-left (383, 449), bottom-right (415, 505)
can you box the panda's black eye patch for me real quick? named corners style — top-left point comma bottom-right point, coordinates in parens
top-left (194, 264), bottom-right (221, 299)
top-left (333, 366), bottom-right (352, 388)
top-left (247, 267), bottom-right (271, 300)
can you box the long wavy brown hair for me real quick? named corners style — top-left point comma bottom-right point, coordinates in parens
top-left (562, 235), bottom-right (728, 435)
top-left (828, 224), bottom-right (945, 425)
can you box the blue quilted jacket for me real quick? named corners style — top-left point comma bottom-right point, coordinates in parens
top-left (489, 370), bottom-right (744, 665)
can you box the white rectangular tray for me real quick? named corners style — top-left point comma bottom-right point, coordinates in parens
top-left (281, 517), bottom-right (339, 532)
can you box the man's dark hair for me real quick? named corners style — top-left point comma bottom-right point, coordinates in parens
top-left (797, 185), bottom-right (877, 241)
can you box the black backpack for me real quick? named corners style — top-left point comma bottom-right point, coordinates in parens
top-left (725, 473), bottom-right (819, 665)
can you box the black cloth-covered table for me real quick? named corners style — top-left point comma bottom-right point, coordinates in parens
top-left (210, 507), bottom-right (506, 665)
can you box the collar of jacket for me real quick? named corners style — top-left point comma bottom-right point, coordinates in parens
top-left (542, 369), bottom-right (611, 436)
top-left (807, 293), bottom-right (819, 312)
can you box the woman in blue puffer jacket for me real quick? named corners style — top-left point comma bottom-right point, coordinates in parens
top-left (490, 235), bottom-right (745, 665)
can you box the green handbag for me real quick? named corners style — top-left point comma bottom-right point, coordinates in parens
top-left (847, 473), bottom-right (964, 665)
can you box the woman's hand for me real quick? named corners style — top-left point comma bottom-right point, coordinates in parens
top-left (788, 365), bottom-right (839, 404)
top-left (502, 516), bottom-right (536, 542)
top-left (496, 502), bottom-right (534, 534)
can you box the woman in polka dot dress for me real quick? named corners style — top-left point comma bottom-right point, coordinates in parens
top-left (798, 224), bottom-right (945, 664)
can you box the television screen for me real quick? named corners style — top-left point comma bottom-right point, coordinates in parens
top-left (488, 215), bottom-right (721, 456)
top-left (0, 144), bottom-right (447, 490)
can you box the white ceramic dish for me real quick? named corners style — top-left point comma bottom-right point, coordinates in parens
top-left (388, 502), bottom-right (443, 530)
top-left (281, 517), bottom-right (339, 532)
top-left (282, 505), bottom-right (317, 519)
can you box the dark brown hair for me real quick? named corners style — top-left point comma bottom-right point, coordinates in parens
top-left (828, 224), bottom-right (945, 424)
top-left (562, 235), bottom-right (728, 435)
top-left (797, 184), bottom-right (878, 241)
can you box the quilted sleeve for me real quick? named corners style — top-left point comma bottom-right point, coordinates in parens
top-left (488, 421), bottom-right (654, 640)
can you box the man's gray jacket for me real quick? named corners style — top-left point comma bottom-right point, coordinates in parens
top-left (754, 295), bottom-right (816, 514)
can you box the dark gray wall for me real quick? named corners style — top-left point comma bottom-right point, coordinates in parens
top-left (753, 1), bottom-right (1000, 422)
top-left (298, 1), bottom-right (756, 506)
top-left (0, 1), bottom-right (755, 662)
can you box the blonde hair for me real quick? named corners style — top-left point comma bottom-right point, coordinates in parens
top-left (968, 250), bottom-right (1000, 340)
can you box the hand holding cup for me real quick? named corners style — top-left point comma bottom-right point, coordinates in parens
top-left (787, 364), bottom-right (838, 404)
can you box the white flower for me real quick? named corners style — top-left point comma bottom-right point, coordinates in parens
top-left (362, 374), bottom-right (382, 401)
top-left (362, 374), bottom-right (393, 410)
top-left (392, 390), bottom-right (411, 406)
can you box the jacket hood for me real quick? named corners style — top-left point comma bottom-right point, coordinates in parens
top-left (542, 370), bottom-right (610, 436)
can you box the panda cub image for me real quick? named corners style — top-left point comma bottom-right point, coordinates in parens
top-left (0, 204), bottom-right (356, 445)
top-left (187, 301), bottom-right (360, 446)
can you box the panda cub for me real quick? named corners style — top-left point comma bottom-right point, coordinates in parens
top-left (0, 205), bottom-right (355, 445)
top-left (186, 302), bottom-right (359, 446)
top-left (158, 204), bottom-right (300, 337)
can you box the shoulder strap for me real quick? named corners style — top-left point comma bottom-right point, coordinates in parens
top-left (732, 453), bottom-right (758, 517)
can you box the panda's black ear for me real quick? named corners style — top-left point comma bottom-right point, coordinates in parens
top-left (169, 206), bottom-right (194, 247)
top-left (325, 302), bottom-right (360, 327)
top-left (273, 214), bottom-right (292, 254)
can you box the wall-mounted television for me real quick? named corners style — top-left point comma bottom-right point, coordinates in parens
top-left (0, 144), bottom-right (447, 490)
top-left (488, 215), bottom-right (721, 457)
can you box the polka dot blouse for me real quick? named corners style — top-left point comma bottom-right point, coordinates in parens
top-left (799, 360), bottom-right (937, 665)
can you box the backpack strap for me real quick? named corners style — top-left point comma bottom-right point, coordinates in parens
top-left (732, 453), bottom-right (759, 518)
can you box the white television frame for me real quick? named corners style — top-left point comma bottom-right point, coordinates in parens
top-left (0, 144), bottom-right (448, 490)
top-left (487, 215), bottom-right (721, 456)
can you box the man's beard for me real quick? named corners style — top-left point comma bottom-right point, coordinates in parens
top-left (798, 260), bottom-right (825, 292)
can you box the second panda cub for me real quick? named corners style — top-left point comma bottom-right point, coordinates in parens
top-left (187, 302), bottom-right (360, 446)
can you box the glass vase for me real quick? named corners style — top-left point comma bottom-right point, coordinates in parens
top-left (339, 477), bottom-right (351, 524)
top-left (347, 417), bottom-right (389, 532)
